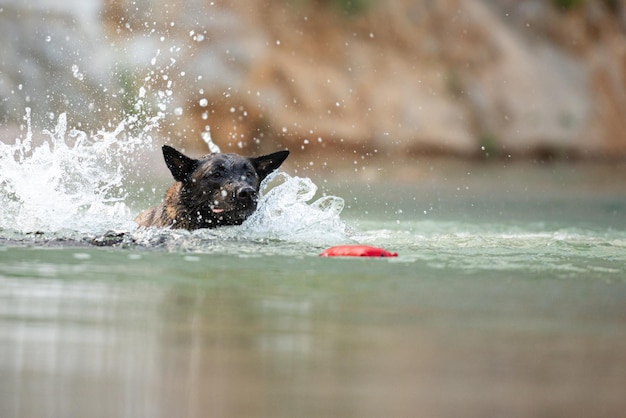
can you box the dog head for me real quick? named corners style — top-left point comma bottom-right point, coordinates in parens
top-left (162, 145), bottom-right (289, 228)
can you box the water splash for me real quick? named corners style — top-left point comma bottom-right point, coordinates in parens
top-left (0, 40), bottom-right (347, 242)
top-left (129, 172), bottom-right (348, 250)
top-left (0, 108), bottom-right (157, 233)
top-left (239, 172), bottom-right (346, 243)
top-left (201, 129), bottom-right (221, 153)
top-left (1, 111), bottom-right (347, 245)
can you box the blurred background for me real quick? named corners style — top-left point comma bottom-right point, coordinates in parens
top-left (2, 4), bottom-right (626, 417)
top-left (3, 0), bottom-right (626, 175)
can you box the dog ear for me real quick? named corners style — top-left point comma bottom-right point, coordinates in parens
top-left (250, 150), bottom-right (290, 181)
top-left (162, 145), bottom-right (198, 182)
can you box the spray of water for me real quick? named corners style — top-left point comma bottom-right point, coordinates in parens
top-left (0, 108), bottom-right (158, 233)
top-left (201, 129), bottom-right (221, 154)
top-left (239, 173), bottom-right (346, 243)
top-left (1, 108), bottom-right (347, 245)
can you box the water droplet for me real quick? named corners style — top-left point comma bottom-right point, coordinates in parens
top-left (71, 64), bottom-right (84, 81)
top-left (201, 130), bottom-right (221, 153)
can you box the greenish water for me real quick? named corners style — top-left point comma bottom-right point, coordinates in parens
top-left (1, 164), bottom-right (626, 417)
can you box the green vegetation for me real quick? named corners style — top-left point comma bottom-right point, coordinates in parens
top-left (290, 0), bottom-right (371, 16)
top-left (552, 0), bottom-right (585, 11)
top-left (332, 0), bottom-right (370, 15)
top-left (478, 132), bottom-right (498, 159)
top-left (551, 0), bottom-right (622, 16)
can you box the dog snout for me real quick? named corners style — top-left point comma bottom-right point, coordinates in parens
top-left (237, 186), bottom-right (257, 201)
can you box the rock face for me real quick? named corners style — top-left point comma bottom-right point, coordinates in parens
top-left (0, 2), bottom-right (117, 129)
top-left (2, 0), bottom-right (626, 159)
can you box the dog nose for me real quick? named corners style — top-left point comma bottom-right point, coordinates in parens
top-left (237, 186), bottom-right (257, 200)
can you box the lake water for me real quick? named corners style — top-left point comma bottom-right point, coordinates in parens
top-left (1, 147), bottom-right (626, 417)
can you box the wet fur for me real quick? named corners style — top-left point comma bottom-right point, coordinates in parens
top-left (135, 145), bottom-right (289, 230)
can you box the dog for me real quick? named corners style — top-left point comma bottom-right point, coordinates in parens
top-left (135, 145), bottom-right (289, 230)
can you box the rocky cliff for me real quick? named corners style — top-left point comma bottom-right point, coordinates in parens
top-left (2, 0), bottom-right (626, 159)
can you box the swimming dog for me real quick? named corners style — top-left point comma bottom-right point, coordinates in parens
top-left (135, 145), bottom-right (289, 230)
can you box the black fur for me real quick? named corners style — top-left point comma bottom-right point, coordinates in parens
top-left (135, 145), bottom-right (289, 230)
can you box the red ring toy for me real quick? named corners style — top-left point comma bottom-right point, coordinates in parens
top-left (320, 245), bottom-right (398, 258)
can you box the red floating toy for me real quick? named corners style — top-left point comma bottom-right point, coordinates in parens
top-left (320, 245), bottom-right (398, 258)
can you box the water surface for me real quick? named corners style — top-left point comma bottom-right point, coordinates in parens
top-left (1, 163), bottom-right (626, 417)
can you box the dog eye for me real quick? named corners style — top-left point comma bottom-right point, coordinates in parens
top-left (210, 171), bottom-right (223, 179)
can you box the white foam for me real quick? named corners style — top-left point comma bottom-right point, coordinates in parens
top-left (0, 109), bottom-right (155, 233)
top-left (238, 172), bottom-right (347, 244)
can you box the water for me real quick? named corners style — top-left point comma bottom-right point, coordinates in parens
top-left (1, 115), bottom-right (626, 417)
